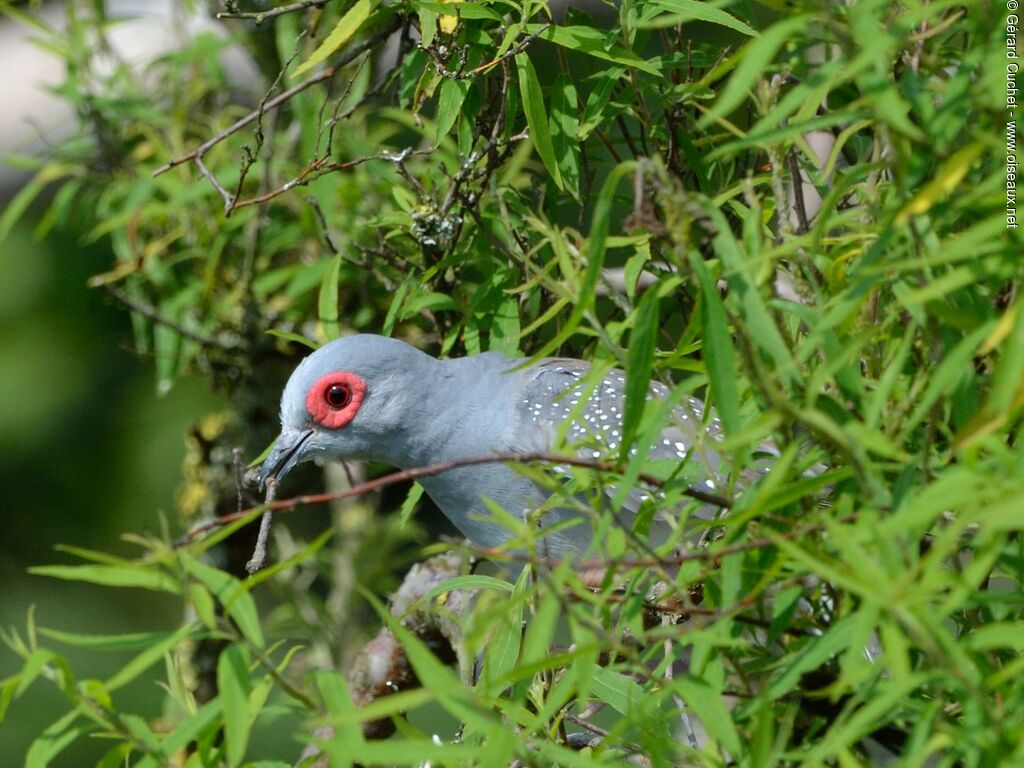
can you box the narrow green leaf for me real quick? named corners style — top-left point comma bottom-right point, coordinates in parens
top-left (105, 624), bottom-right (194, 692)
top-left (29, 564), bottom-right (182, 595)
top-left (621, 288), bottom-right (660, 456)
top-left (896, 142), bottom-right (984, 224)
top-left (16, 649), bottom-right (61, 697)
top-left (314, 672), bottom-right (364, 767)
top-left (525, 25), bottom-right (662, 77)
top-left (37, 628), bottom-right (179, 651)
top-left (521, 583), bottom-right (560, 665)
top-left (266, 329), bottom-right (319, 350)
top-left (550, 72), bottom-right (581, 197)
top-left (761, 615), bottom-right (856, 703)
top-left (639, 0), bottom-right (758, 36)
top-left (291, 0), bottom-right (373, 79)
top-left (951, 300), bottom-right (1024, 447)
top-left (217, 644), bottom-right (251, 768)
top-left (699, 15), bottom-right (811, 127)
top-left (0, 164), bottom-right (76, 242)
top-left (490, 295), bottom-right (521, 355)
top-left (515, 53), bottom-right (565, 190)
top-left (318, 253), bottom-right (342, 342)
top-left (382, 276), bottom-right (413, 335)
top-left (398, 481), bottom-right (425, 527)
top-left (150, 699), bottom-right (223, 762)
top-left (26, 711), bottom-right (90, 768)
top-left (424, 574), bottom-right (515, 602)
top-left (362, 590), bottom-right (496, 732)
top-left (526, 162), bottom-right (634, 360)
top-left (480, 568), bottom-right (527, 695)
top-left (672, 676), bottom-right (742, 757)
top-left (180, 555), bottom-right (265, 649)
top-left (435, 78), bottom-right (470, 143)
top-left (687, 249), bottom-right (740, 435)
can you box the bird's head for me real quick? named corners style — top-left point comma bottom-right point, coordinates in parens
top-left (258, 334), bottom-right (435, 489)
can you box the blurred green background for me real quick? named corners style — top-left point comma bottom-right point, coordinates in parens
top-left (0, 216), bottom-right (223, 760)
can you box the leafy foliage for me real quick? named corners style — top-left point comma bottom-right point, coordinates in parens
top-left (1, 0), bottom-right (1021, 765)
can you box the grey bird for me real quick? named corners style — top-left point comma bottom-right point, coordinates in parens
top-left (258, 334), bottom-right (741, 558)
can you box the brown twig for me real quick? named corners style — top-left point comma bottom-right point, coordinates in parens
top-left (218, 0), bottom-right (330, 23)
top-left (152, 17), bottom-right (403, 180)
top-left (174, 451), bottom-right (733, 547)
top-left (229, 148), bottom-right (434, 211)
top-left (102, 284), bottom-right (232, 350)
top-left (246, 480), bottom-right (278, 574)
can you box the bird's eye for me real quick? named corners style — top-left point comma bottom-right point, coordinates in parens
top-left (325, 383), bottom-right (351, 409)
top-left (307, 371), bottom-right (367, 429)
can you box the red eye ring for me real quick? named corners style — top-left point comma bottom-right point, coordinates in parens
top-left (307, 372), bottom-right (366, 429)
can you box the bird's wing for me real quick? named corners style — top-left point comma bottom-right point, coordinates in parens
top-left (511, 360), bottom-right (758, 541)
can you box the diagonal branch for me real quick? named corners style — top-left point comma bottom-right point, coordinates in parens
top-left (176, 450), bottom-right (733, 547)
top-left (152, 16), bottom-right (403, 182)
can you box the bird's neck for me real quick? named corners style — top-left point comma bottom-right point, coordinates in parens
top-left (378, 352), bottom-right (521, 470)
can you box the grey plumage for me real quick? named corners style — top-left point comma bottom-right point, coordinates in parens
top-left (260, 334), bottom-right (747, 558)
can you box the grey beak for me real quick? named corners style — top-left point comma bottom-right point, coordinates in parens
top-left (258, 427), bottom-right (315, 490)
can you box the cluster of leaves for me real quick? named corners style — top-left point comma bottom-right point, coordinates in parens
top-left (2, 0), bottom-right (1022, 765)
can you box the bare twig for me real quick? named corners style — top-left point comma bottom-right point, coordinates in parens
top-left (152, 17), bottom-right (403, 179)
top-left (245, 480), bottom-right (277, 574)
top-left (788, 148), bottom-right (810, 234)
top-left (218, 0), bottom-right (330, 23)
top-left (175, 450), bottom-right (733, 547)
top-left (102, 284), bottom-right (231, 350)
top-left (229, 148), bottom-right (433, 211)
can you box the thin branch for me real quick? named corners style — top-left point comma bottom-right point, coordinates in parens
top-left (180, 451), bottom-right (733, 546)
top-left (245, 481), bottom-right (277, 574)
top-left (102, 284), bottom-right (232, 350)
top-left (788, 148), bottom-right (810, 234)
top-left (229, 148), bottom-right (433, 211)
top-left (217, 0), bottom-right (330, 23)
top-left (152, 17), bottom-right (403, 179)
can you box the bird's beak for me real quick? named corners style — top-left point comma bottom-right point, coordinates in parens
top-left (258, 427), bottom-right (315, 490)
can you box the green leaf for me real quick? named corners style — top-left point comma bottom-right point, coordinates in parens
top-left (895, 142), bottom-right (985, 224)
top-left (315, 671), bottom-right (364, 767)
top-left (29, 564), bottom-right (182, 595)
top-left (639, 0), bottom-right (758, 36)
top-left (382, 275), bottom-right (414, 336)
top-left (687, 249), bottom-right (740, 435)
top-left (759, 615), bottom-right (856, 704)
top-left (105, 624), bottom-right (195, 692)
top-left (318, 253), bottom-right (342, 342)
top-left (291, 0), bottom-right (374, 79)
top-left (525, 25), bottom-right (662, 77)
top-left (217, 644), bottom-right (252, 768)
top-left (37, 628), bottom-right (180, 650)
top-left (143, 699), bottom-right (223, 766)
top-left (180, 555), bottom-right (265, 649)
top-left (621, 287), bottom-right (660, 456)
top-left (26, 711), bottom-right (90, 768)
top-left (398, 481), bottom-right (425, 527)
top-left (699, 15), bottom-right (811, 126)
top-left (515, 53), bottom-right (564, 190)
top-left (424, 574), bottom-right (515, 602)
top-left (977, 298), bottom-right (1024, 419)
top-left (550, 72), bottom-right (581, 197)
top-left (528, 162), bottom-right (635, 360)
top-left (362, 590), bottom-right (496, 732)
top-left (591, 667), bottom-right (662, 723)
top-left (672, 676), bottom-right (742, 757)
top-left (0, 164), bottom-right (77, 242)
top-left (16, 649), bottom-right (62, 697)
top-left (266, 329), bottom-right (319, 350)
top-left (436, 78), bottom-right (470, 143)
